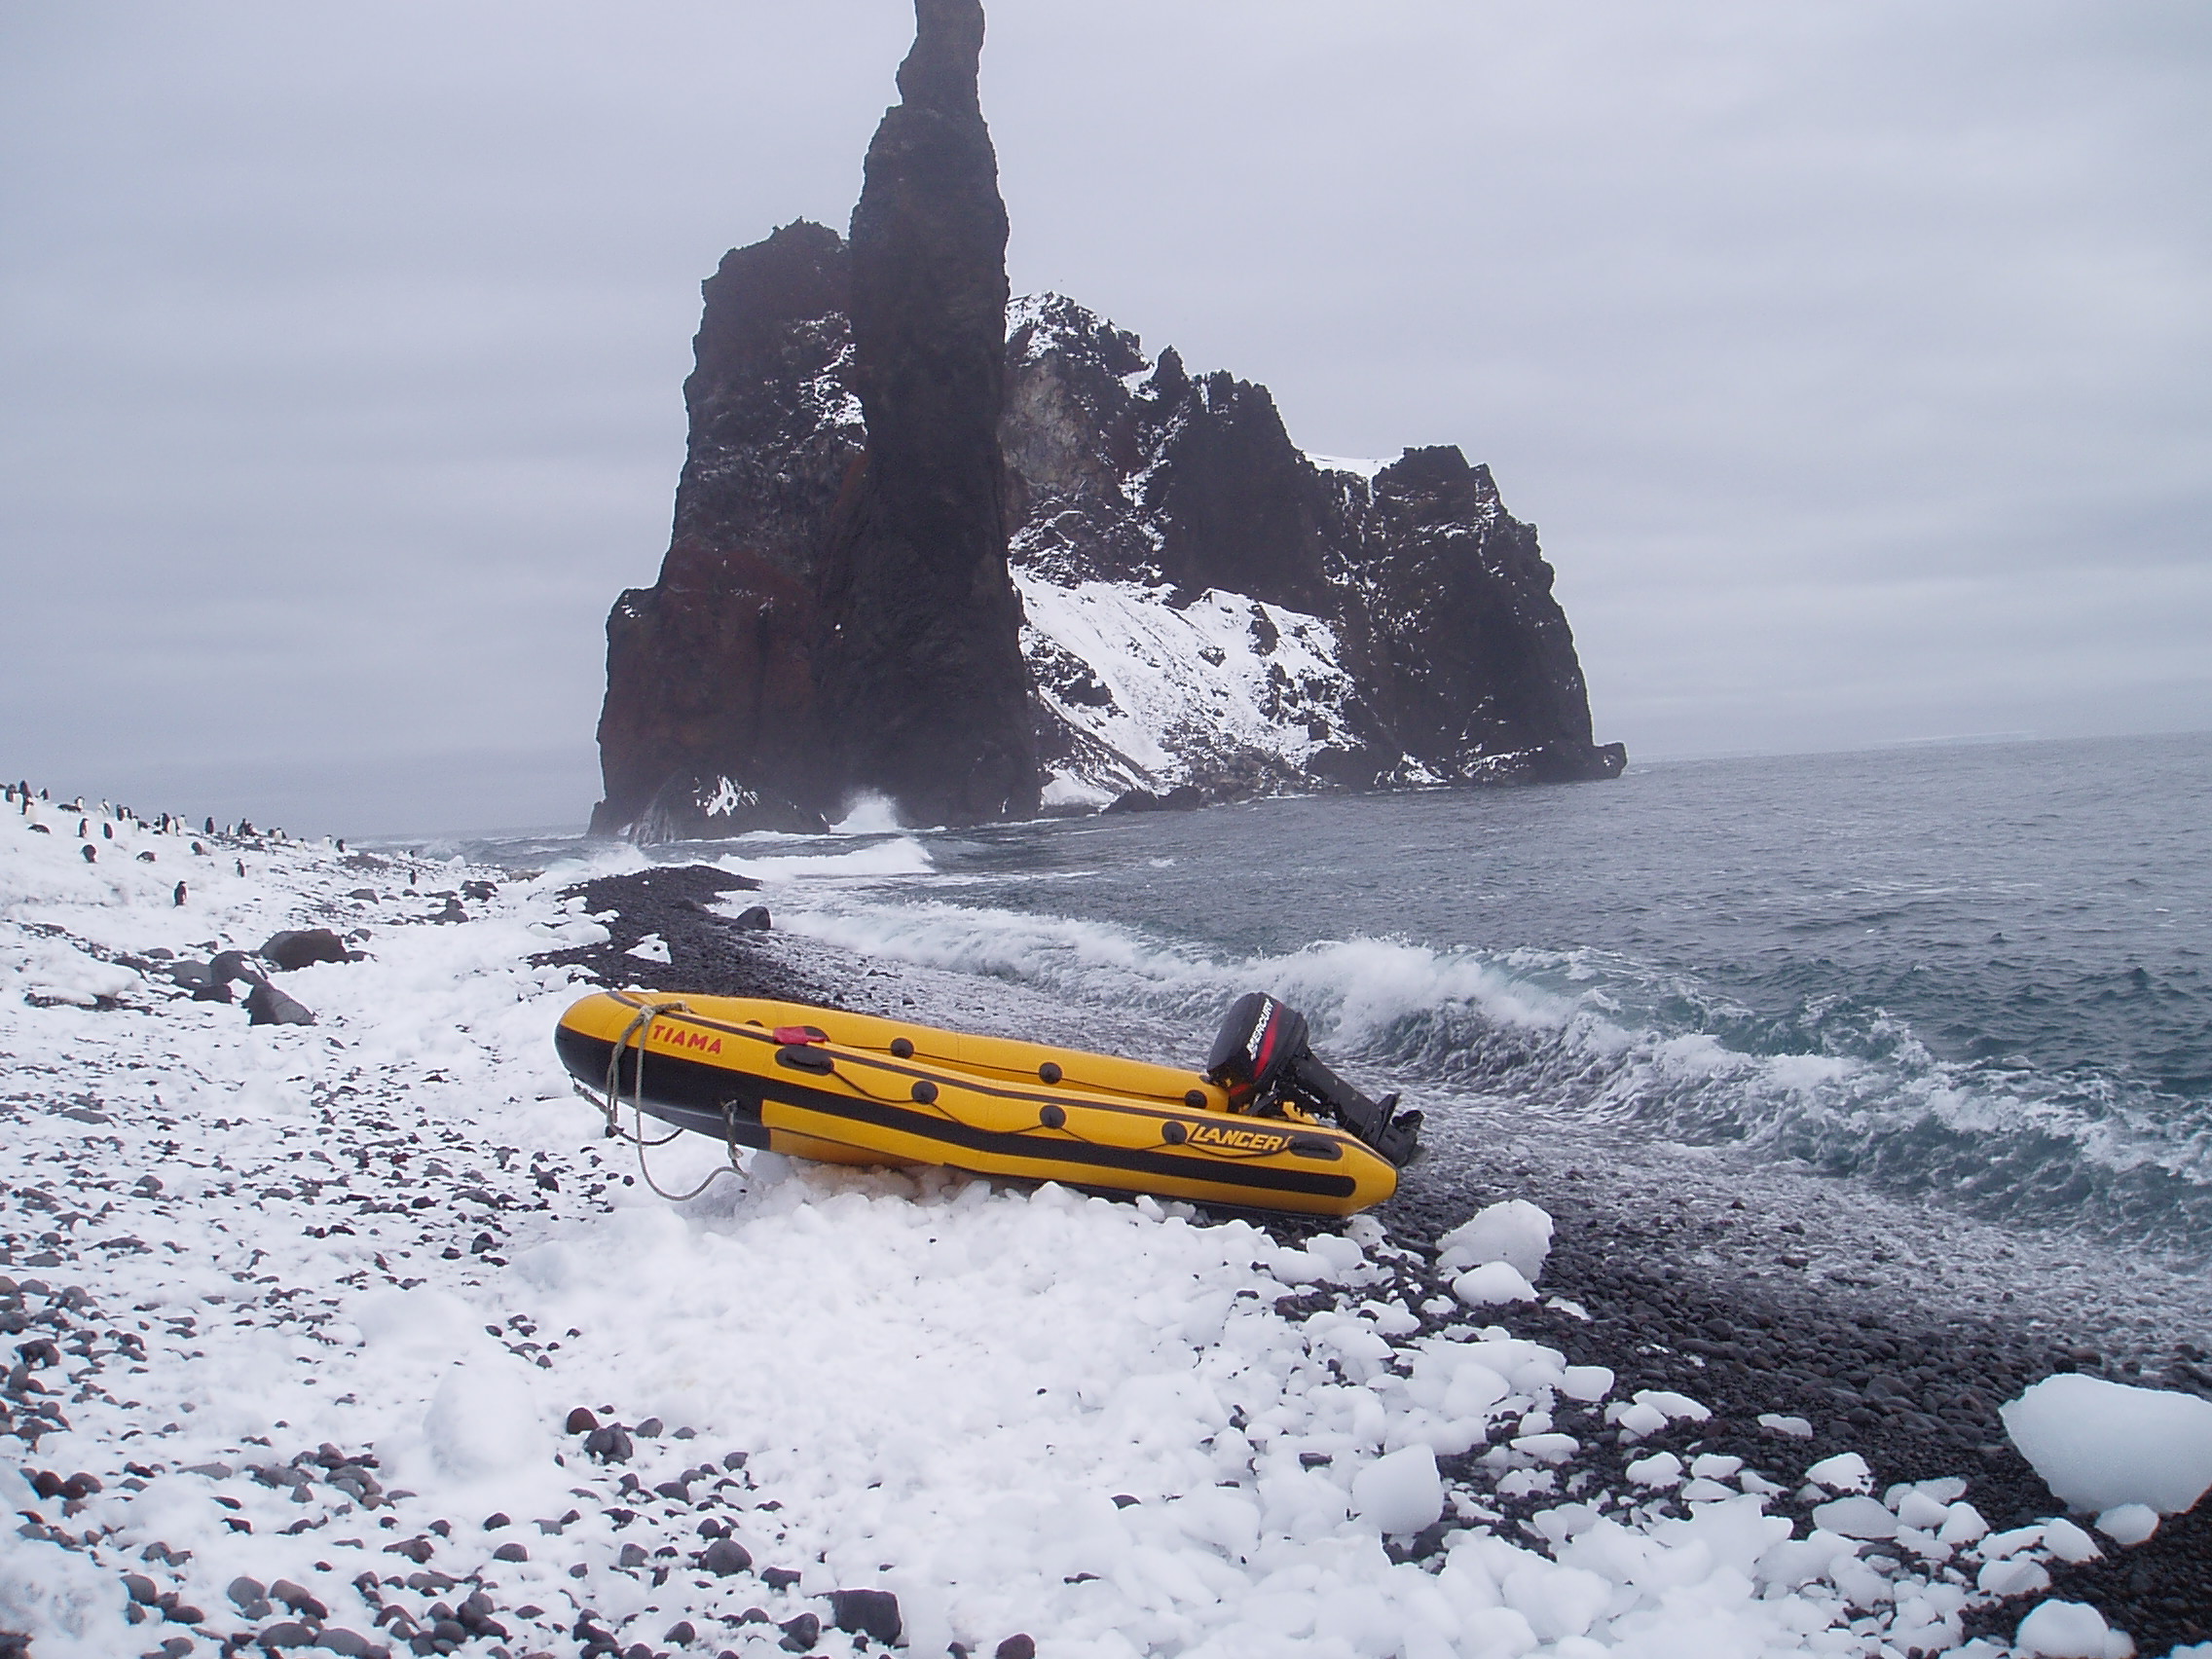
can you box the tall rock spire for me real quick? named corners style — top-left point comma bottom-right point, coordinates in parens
top-left (810, 0), bottom-right (1039, 826)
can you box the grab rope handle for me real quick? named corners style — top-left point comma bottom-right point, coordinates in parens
top-left (600, 998), bottom-right (742, 1203)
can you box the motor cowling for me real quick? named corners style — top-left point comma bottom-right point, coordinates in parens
top-left (1204, 991), bottom-right (1308, 1111)
top-left (1203, 992), bottom-right (1422, 1165)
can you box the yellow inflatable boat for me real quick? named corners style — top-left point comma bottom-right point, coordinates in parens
top-left (553, 989), bottom-right (1420, 1218)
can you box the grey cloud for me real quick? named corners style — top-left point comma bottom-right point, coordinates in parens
top-left (2, 0), bottom-right (2205, 832)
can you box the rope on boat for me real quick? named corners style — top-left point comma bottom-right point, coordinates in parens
top-left (600, 998), bottom-right (743, 1203)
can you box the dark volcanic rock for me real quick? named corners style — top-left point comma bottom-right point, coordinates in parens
top-left (1338, 446), bottom-right (1624, 784)
top-left (807, 0), bottom-right (1038, 829)
top-left (260, 929), bottom-right (354, 972)
top-left (530, 866), bottom-right (840, 1006)
top-left (591, 221), bottom-right (856, 839)
top-left (590, 1), bottom-right (1618, 837)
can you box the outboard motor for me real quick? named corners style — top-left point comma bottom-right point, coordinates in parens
top-left (1205, 992), bottom-right (1422, 1166)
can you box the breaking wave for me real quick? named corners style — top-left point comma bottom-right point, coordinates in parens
top-left (778, 892), bottom-right (2212, 1256)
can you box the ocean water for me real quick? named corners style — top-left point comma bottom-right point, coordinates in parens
top-left (479, 732), bottom-right (2212, 1261)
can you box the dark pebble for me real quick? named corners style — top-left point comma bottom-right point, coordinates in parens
top-left (995, 1639), bottom-right (1037, 1659)
top-left (664, 1620), bottom-right (698, 1644)
top-left (482, 1512), bottom-right (510, 1530)
top-left (566, 1406), bottom-right (599, 1434)
top-left (830, 1589), bottom-right (902, 1645)
top-left (635, 1417), bottom-right (664, 1437)
top-left (699, 1538), bottom-right (753, 1577)
top-left (778, 1611), bottom-right (820, 1652)
top-left (584, 1424), bottom-right (634, 1463)
top-left (493, 1542), bottom-right (528, 1563)
top-left (271, 1579), bottom-right (327, 1620)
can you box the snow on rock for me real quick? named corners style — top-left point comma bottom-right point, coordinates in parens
top-left (2013, 1599), bottom-right (2135, 1659)
top-left (2000, 1372), bottom-right (2212, 1513)
top-left (1435, 1198), bottom-right (1554, 1281)
top-left (1017, 573), bottom-right (1361, 800)
top-left (0, 1501), bottom-right (130, 1659)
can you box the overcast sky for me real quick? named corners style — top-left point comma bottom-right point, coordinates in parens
top-left (3, 0), bottom-right (2207, 834)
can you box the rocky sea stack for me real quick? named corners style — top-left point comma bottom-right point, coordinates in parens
top-left (590, 0), bottom-right (1624, 838)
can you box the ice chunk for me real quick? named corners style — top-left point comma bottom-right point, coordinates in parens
top-left (1351, 1444), bottom-right (1443, 1535)
top-left (1938, 1501), bottom-right (1989, 1545)
top-left (2040, 1517), bottom-right (2100, 1563)
top-left (1607, 1400), bottom-right (1669, 1438)
top-left (1453, 1261), bottom-right (1536, 1307)
top-left (2094, 1503), bottom-right (2158, 1546)
top-left (1436, 1198), bottom-right (1554, 1281)
top-left (1758, 1412), bottom-right (1814, 1438)
top-left (1804, 1452), bottom-right (1873, 1493)
top-left (1625, 1452), bottom-right (1683, 1487)
top-left (1813, 1495), bottom-right (1899, 1539)
top-left (1558, 1364), bottom-right (1613, 1402)
top-left (1977, 1557), bottom-right (2051, 1598)
top-left (1896, 1490), bottom-right (1952, 1530)
top-left (2001, 1374), bottom-right (2212, 1514)
top-left (1633, 1388), bottom-right (1711, 1423)
top-left (2013, 1600), bottom-right (2132, 1659)
top-left (1512, 1432), bottom-right (1578, 1464)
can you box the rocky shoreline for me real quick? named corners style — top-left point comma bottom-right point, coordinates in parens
top-left (5, 822), bottom-right (2207, 1658)
top-left (549, 866), bottom-right (2211, 1655)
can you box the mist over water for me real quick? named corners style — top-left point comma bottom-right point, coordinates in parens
top-left (482, 733), bottom-right (2212, 1258)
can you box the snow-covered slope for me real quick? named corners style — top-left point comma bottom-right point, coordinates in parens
top-left (1018, 577), bottom-right (1367, 807)
top-left (1003, 293), bottom-right (1616, 807)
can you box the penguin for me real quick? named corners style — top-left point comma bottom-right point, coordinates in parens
top-left (102, 822), bottom-right (113, 840)
top-left (78, 818), bottom-right (89, 838)
top-left (236, 859), bottom-right (246, 877)
top-left (136, 850), bottom-right (156, 863)
top-left (174, 881), bottom-right (188, 906)
top-left (191, 840), bottom-right (206, 856)
top-left (203, 816), bottom-right (215, 834)
top-left (81, 844), bottom-right (97, 864)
